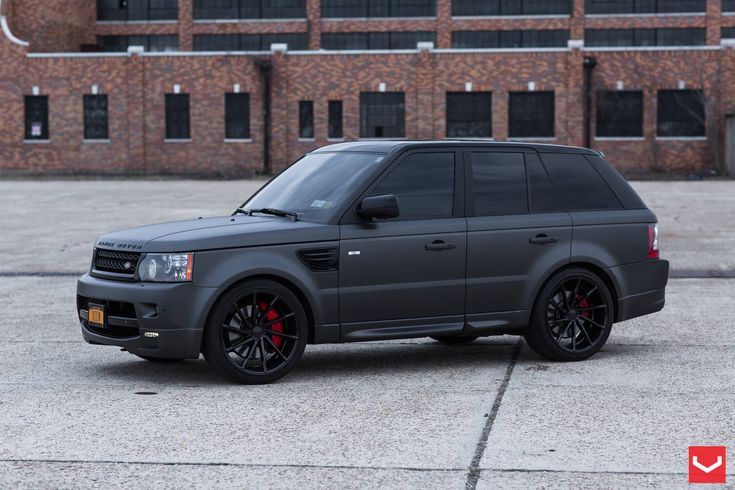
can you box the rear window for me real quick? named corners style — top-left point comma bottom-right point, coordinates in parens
top-left (526, 153), bottom-right (561, 213)
top-left (541, 153), bottom-right (622, 211)
top-left (469, 152), bottom-right (528, 216)
top-left (585, 155), bottom-right (645, 209)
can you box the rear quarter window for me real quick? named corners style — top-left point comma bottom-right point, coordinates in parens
top-left (585, 155), bottom-right (646, 209)
top-left (540, 153), bottom-right (623, 211)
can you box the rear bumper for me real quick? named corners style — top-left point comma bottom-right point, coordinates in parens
top-left (76, 273), bottom-right (219, 359)
top-left (608, 259), bottom-right (669, 322)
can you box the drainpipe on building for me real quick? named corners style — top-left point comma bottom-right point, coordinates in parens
top-left (255, 59), bottom-right (273, 175)
top-left (583, 57), bottom-right (598, 149)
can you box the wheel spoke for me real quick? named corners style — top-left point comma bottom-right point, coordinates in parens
top-left (550, 299), bottom-right (567, 314)
top-left (572, 325), bottom-right (577, 350)
top-left (262, 295), bottom-right (280, 317)
top-left (234, 306), bottom-right (249, 328)
top-left (261, 313), bottom-right (295, 328)
top-left (222, 323), bottom-right (245, 334)
top-left (555, 321), bottom-right (572, 344)
top-left (578, 320), bottom-right (594, 346)
top-left (259, 339), bottom-right (267, 372)
top-left (226, 337), bottom-right (254, 353)
top-left (578, 305), bottom-right (607, 312)
top-left (572, 278), bottom-right (582, 303)
top-left (264, 329), bottom-right (298, 340)
top-left (250, 292), bottom-right (258, 320)
top-left (561, 284), bottom-right (571, 311)
top-left (549, 318), bottom-right (568, 325)
top-left (265, 336), bottom-right (289, 362)
top-left (579, 315), bottom-right (606, 329)
top-left (580, 285), bottom-right (598, 303)
top-left (240, 342), bottom-right (257, 368)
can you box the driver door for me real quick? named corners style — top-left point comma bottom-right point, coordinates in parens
top-left (338, 150), bottom-right (467, 341)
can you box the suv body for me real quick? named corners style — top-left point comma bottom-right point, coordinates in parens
top-left (77, 141), bottom-right (669, 383)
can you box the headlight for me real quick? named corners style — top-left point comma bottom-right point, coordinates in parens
top-left (138, 253), bottom-right (193, 282)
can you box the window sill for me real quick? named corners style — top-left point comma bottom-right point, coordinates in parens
top-left (446, 136), bottom-right (494, 141)
top-left (164, 138), bottom-right (192, 143)
top-left (452, 14), bottom-right (570, 20)
top-left (594, 136), bottom-right (644, 141)
top-left (297, 137), bottom-right (316, 142)
top-left (508, 137), bottom-right (556, 141)
top-left (321, 16), bottom-right (436, 22)
top-left (224, 138), bottom-right (252, 143)
top-left (358, 137), bottom-right (408, 141)
top-left (83, 139), bottom-right (111, 144)
top-left (327, 137), bottom-right (345, 142)
top-left (655, 136), bottom-right (707, 141)
top-left (96, 20), bottom-right (178, 24)
top-left (23, 139), bottom-right (50, 144)
top-left (193, 18), bottom-right (307, 24)
top-left (585, 12), bottom-right (705, 18)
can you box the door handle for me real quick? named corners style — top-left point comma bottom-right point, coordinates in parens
top-left (529, 234), bottom-right (559, 245)
top-left (425, 240), bottom-right (457, 251)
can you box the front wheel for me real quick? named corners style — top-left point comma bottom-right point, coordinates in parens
top-left (202, 279), bottom-right (308, 384)
top-left (524, 268), bottom-right (613, 362)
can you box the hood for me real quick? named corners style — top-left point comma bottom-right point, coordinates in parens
top-left (95, 215), bottom-right (338, 253)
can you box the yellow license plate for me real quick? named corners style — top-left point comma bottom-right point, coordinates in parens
top-left (88, 304), bottom-right (105, 327)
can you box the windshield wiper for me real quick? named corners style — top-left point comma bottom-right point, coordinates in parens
top-left (239, 207), bottom-right (299, 222)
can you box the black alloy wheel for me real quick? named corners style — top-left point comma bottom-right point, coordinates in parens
top-left (525, 268), bottom-right (613, 362)
top-left (203, 279), bottom-right (307, 384)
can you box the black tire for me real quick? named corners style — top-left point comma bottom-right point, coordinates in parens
top-left (430, 335), bottom-right (479, 344)
top-left (524, 268), bottom-right (613, 362)
top-left (134, 354), bottom-right (185, 363)
top-left (202, 279), bottom-right (308, 384)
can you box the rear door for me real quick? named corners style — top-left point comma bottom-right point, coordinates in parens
top-left (338, 149), bottom-right (467, 340)
top-left (464, 149), bottom-right (572, 333)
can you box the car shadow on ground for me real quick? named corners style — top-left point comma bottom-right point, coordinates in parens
top-left (90, 338), bottom-right (520, 387)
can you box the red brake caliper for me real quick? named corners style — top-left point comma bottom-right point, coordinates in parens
top-left (576, 295), bottom-right (590, 318)
top-left (259, 302), bottom-right (283, 348)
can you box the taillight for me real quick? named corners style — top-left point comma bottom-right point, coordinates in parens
top-left (648, 223), bottom-right (659, 259)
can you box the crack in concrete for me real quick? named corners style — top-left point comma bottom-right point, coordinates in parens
top-left (465, 338), bottom-right (524, 489)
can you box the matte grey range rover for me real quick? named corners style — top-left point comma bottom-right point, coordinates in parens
top-left (77, 141), bottom-right (669, 384)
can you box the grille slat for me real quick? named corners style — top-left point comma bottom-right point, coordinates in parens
top-left (94, 248), bottom-right (141, 275)
top-left (297, 248), bottom-right (339, 272)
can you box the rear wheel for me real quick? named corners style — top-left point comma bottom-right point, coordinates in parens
top-left (430, 335), bottom-right (479, 344)
top-left (524, 268), bottom-right (613, 362)
top-left (202, 279), bottom-right (307, 384)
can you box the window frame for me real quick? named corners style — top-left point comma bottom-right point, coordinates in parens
top-left (656, 89), bottom-right (706, 138)
top-left (585, 0), bottom-right (706, 15)
top-left (97, 0), bottom-right (179, 21)
top-left (24, 95), bottom-right (50, 141)
top-left (225, 92), bottom-right (251, 140)
top-left (83, 94), bottom-right (110, 141)
top-left (298, 100), bottom-right (315, 140)
top-left (193, 0), bottom-right (307, 20)
top-left (446, 92), bottom-right (493, 138)
top-left (328, 100), bottom-right (344, 139)
top-left (165, 93), bottom-right (191, 141)
top-left (595, 90), bottom-right (644, 138)
top-left (452, 0), bottom-right (572, 17)
top-left (508, 91), bottom-right (556, 139)
top-left (359, 92), bottom-right (406, 139)
top-left (321, 0), bottom-right (436, 19)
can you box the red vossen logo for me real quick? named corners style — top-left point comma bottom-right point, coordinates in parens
top-left (689, 446), bottom-right (727, 484)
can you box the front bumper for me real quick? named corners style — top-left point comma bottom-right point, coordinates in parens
top-left (76, 273), bottom-right (219, 359)
top-left (608, 259), bottom-right (670, 322)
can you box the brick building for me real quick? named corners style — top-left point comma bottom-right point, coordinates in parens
top-left (1, 0), bottom-right (734, 176)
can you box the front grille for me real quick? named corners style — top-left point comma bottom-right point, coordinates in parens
top-left (94, 248), bottom-right (141, 275)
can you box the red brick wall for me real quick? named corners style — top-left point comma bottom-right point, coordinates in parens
top-left (5, 0), bottom-right (95, 52)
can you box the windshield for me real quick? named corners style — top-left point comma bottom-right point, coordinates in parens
top-left (244, 152), bottom-right (386, 222)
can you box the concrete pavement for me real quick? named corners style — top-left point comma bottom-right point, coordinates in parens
top-left (0, 180), bottom-right (733, 489)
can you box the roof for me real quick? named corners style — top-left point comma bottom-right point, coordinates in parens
top-left (311, 140), bottom-right (600, 155)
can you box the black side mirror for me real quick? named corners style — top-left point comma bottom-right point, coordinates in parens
top-left (356, 194), bottom-right (400, 220)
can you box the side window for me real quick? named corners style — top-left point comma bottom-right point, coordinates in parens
top-left (371, 152), bottom-right (455, 220)
top-left (541, 153), bottom-right (622, 211)
top-left (526, 153), bottom-right (561, 213)
top-left (470, 152), bottom-right (527, 216)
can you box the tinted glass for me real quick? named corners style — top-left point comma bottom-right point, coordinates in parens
top-left (508, 92), bottom-right (555, 138)
top-left (452, 0), bottom-right (571, 15)
top-left (586, 0), bottom-right (705, 14)
top-left (246, 152), bottom-right (386, 222)
top-left (225, 93), bottom-right (250, 139)
top-left (328, 101), bottom-right (343, 139)
top-left (541, 153), bottom-right (622, 211)
top-left (470, 152), bottom-right (527, 216)
top-left (371, 153), bottom-right (454, 220)
top-left (321, 0), bottom-right (435, 18)
top-left (24, 96), bottom-right (49, 140)
top-left (585, 28), bottom-right (705, 47)
top-left (360, 92), bottom-right (405, 138)
top-left (452, 30), bottom-right (568, 49)
top-left (526, 153), bottom-right (561, 212)
top-left (299, 101), bottom-right (314, 139)
top-left (657, 90), bottom-right (705, 137)
top-left (165, 94), bottom-right (190, 140)
top-left (83, 94), bottom-right (109, 140)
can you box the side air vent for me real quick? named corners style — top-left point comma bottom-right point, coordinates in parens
top-left (297, 248), bottom-right (339, 272)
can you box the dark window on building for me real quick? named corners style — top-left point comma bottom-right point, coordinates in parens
top-left (469, 152), bottom-right (527, 216)
top-left (225, 93), bottom-right (250, 139)
top-left (194, 0), bottom-right (306, 19)
top-left (541, 153), bottom-right (622, 211)
top-left (585, 28), bottom-right (705, 47)
top-left (328, 101), bottom-right (343, 139)
top-left (321, 31), bottom-right (435, 50)
top-left (446, 92), bottom-right (492, 138)
top-left (193, 33), bottom-right (308, 51)
top-left (657, 90), bottom-right (705, 137)
top-left (722, 27), bottom-right (735, 38)
top-left (596, 91), bottom-right (643, 138)
top-left (97, 0), bottom-right (178, 21)
top-left (452, 30), bottom-right (569, 48)
top-left (299, 101), bottom-right (314, 139)
top-left (165, 94), bottom-right (190, 140)
top-left (526, 153), bottom-right (561, 213)
top-left (725, 0), bottom-right (735, 12)
top-left (24, 96), bottom-right (49, 141)
top-left (452, 0), bottom-right (571, 16)
top-left (371, 152), bottom-right (454, 220)
top-left (321, 0), bottom-right (436, 18)
top-left (97, 35), bottom-right (179, 52)
top-left (360, 92), bottom-right (405, 138)
top-left (585, 0), bottom-right (705, 14)
top-left (508, 92), bottom-right (555, 138)
top-left (83, 95), bottom-right (109, 140)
